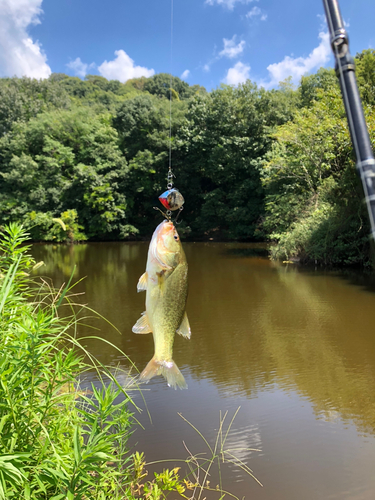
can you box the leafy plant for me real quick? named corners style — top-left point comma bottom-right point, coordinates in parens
top-left (25, 209), bottom-right (88, 242)
top-left (0, 223), bottom-right (136, 498)
top-left (262, 72), bottom-right (375, 266)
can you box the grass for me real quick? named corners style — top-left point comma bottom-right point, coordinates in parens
top-left (0, 223), bottom-right (261, 499)
top-left (0, 223), bottom-right (138, 499)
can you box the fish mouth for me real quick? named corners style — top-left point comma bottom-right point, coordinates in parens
top-left (163, 220), bottom-right (174, 229)
top-left (160, 220), bottom-right (175, 236)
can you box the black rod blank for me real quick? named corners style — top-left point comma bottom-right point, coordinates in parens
top-left (322, 0), bottom-right (375, 239)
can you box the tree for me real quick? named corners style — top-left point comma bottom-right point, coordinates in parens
top-left (0, 107), bottom-right (136, 239)
top-left (174, 81), bottom-right (296, 239)
top-left (113, 93), bottom-right (188, 233)
top-left (143, 73), bottom-right (197, 100)
top-left (355, 49), bottom-right (375, 106)
top-left (299, 67), bottom-right (338, 108)
top-left (0, 77), bottom-right (71, 136)
top-left (262, 81), bottom-right (374, 265)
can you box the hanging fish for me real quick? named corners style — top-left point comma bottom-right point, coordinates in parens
top-left (158, 188), bottom-right (185, 211)
top-left (132, 220), bottom-right (190, 389)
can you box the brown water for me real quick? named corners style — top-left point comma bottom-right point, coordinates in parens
top-left (31, 242), bottom-right (375, 500)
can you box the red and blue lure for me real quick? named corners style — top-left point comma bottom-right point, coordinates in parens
top-left (158, 188), bottom-right (185, 212)
top-left (154, 187), bottom-right (184, 222)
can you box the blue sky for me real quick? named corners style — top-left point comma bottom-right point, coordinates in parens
top-left (0, 0), bottom-right (374, 90)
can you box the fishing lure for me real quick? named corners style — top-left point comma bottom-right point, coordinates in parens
top-left (155, 169), bottom-right (185, 221)
top-left (158, 188), bottom-right (185, 211)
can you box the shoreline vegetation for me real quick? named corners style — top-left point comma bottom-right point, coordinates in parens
top-left (0, 223), bottom-right (260, 499)
top-left (0, 49), bottom-right (374, 266)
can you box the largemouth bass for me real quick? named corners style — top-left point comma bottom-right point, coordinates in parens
top-left (132, 220), bottom-right (190, 389)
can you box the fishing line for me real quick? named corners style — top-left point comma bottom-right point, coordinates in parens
top-left (168, 0), bottom-right (174, 188)
top-left (155, 0), bottom-right (185, 221)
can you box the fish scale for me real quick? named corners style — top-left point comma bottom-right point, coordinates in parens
top-left (149, 262), bottom-right (188, 360)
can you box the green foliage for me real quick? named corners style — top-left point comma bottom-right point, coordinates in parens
top-left (140, 466), bottom-right (186, 499)
top-left (175, 81), bottom-right (296, 239)
top-left (0, 107), bottom-right (136, 240)
top-left (143, 73), bottom-right (202, 100)
top-left (299, 67), bottom-right (338, 107)
top-left (0, 77), bottom-right (71, 136)
top-left (49, 74), bottom-right (142, 113)
top-left (114, 94), bottom-right (172, 157)
top-left (355, 49), bottom-right (375, 106)
top-left (113, 94), bottom-right (188, 234)
top-left (25, 209), bottom-right (88, 242)
top-left (262, 56), bottom-right (375, 266)
top-left (0, 224), bottom-right (137, 498)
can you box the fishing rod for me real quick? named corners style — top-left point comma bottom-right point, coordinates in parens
top-left (322, 0), bottom-right (375, 240)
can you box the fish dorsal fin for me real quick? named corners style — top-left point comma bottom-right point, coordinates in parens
top-left (132, 312), bottom-right (152, 334)
top-left (177, 312), bottom-right (191, 339)
top-left (137, 272), bottom-right (148, 292)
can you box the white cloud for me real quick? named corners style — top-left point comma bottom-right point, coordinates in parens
top-left (66, 57), bottom-right (95, 78)
top-left (264, 31), bottom-right (331, 88)
top-left (246, 6), bottom-right (260, 17)
top-left (0, 0), bottom-right (51, 78)
top-left (219, 36), bottom-right (246, 59)
top-left (223, 61), bottom-right (251, 85)
top-left (203, 35), bottom-right (245, 73)
top-left (246, 6), bottom-right (267, 20)
top-left (205, 0), bottom-right (258, 11)
top-left (98, 50), bottom-right (155, 82)
top-left (181, 69), bottom-right (190, 80)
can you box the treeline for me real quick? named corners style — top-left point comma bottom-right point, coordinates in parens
top-left (0, 50), bottom-right (374, 265)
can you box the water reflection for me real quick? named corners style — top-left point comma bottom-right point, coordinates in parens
top-left (31, 242), bottom-right (375, 434)
top-left (31, 241), bottom-right (375, 499)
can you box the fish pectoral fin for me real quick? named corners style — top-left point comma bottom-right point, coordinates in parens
top-left (137, 272), bottom-right (148, 292)
top-left (176, 312), bottom-right (191, 339)
top-left (132, 312), bottom-right (152, 334)
top-left (156, 269), bottom-right (166, 286)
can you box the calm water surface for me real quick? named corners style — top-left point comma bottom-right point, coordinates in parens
top-left (31, 242), bottom-right (375, 500)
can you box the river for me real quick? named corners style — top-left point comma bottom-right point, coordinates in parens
top-left (31, 241), bottom-right (375, 500)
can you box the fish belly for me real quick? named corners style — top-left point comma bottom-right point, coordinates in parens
top-left (147, 261), bottom-right (188, 361)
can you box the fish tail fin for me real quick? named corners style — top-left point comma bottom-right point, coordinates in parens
top-left (140, 357), bottom-right (187, 390)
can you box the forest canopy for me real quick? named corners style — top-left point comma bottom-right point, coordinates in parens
top-left (0, 49), bottom-right (374, 266)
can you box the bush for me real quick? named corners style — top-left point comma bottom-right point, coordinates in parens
top-left (25, 209), bottom-right (88, 242)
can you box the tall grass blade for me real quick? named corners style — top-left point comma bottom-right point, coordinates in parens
top-left (0, 255), bottom-right (21, 315)
top-left (55, 264), bottom-right (76, 308)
